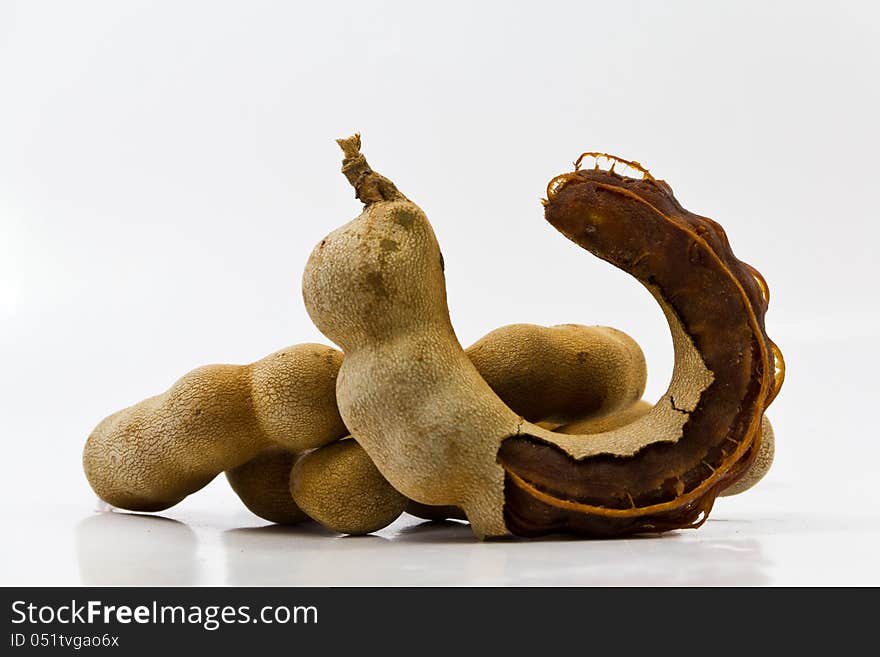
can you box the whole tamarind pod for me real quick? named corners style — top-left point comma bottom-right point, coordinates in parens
top-left (226, 447), bottom-right (307, 524)
top-left (230, 321), bottom-right (648, 528)
top-left (467, 323), bottom-right (646, 424)
top-left (301, 136), bottom-right (783, 538)
top-left (83, 344), bottom-right (347, 511)
top-left (500, 154), bottom-right (784, 536)
top-left (291, 438), bottom-right (409, 535)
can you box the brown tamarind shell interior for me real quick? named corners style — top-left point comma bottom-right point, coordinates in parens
top-left (497, 167), bottom-right (780, 537)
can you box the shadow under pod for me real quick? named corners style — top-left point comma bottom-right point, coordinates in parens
top-left (393, 519), bottom-right (477, 544)
top-left (75, 511), bottom-right (199, 586)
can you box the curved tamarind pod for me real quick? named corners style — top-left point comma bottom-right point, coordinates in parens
top-left (499, 156), bottom-right (784, 536)
top-left (83, 344), bottom-right (347, 511)
top-left (301, 136), bottom-right (783, 538)
top-left (226, 449), bottom-right (306, 525)
top-left (467, 323), bottom-right (646, 424)
top-left (291, 438), bottom-right (409, 535)
top-left (226, 447), bottom-right (308, 524)
top-left (231, 322), bottom-right (647, 527)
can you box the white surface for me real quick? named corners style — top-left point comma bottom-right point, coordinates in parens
top-left (2, 1), bottom-right (879, 586)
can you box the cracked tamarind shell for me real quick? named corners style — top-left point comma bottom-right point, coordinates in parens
top-left (557, 402), bottom-right (775, 496)
top-left (499, 153), bottom-right (785, 536)
top-left (300, 136), bottom-right (784, 539)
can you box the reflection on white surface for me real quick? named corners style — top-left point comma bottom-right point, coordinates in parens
top-left (220, 519), bottom-right (772, 586)
top-left (76, 513), bottom-right (199, 586)
top-left (0, 485), bottom-right (876, 586)
top-left (58, 508), bottom-right (781, 586)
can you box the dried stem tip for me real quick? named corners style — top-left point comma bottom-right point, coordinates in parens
top-left (336, 134), bottom-right (408, 206)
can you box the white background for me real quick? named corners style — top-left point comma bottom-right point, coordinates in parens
top-left (1, 1), bottom-right (878, 585)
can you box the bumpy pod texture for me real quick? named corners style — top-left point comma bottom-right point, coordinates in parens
top-left (83, 344), bottom-right (347, 511)
top-left (467, 323), bottom-right (646, 424)
top-left (230, 327), bottom-right (772, 530)
top-left (83, 318), bottom-right (648, 524)
top-left (292, 438), bottom-right (409, 535)
top-left (226, 447), bottom-right (307, 525)
top-left (302, 136), bottom-right (783, 538)
top-left (83, 136), bottom-right (779, 538)
top-left (228, 322), bottom-right (649, 530)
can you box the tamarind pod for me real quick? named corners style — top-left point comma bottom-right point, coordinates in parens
top-left (83, 344), bottom-right (346, 511)
top-left (231, 322), bottom-right (647, 526)
top-left (467, 323), bottom-right (646, 424)
top-left (403, 395), bottom-right (653, 522)
top-left (291, 438), bottom-right (408, 535)
top-left (403, 386), bottom-right (650, 524)
top-left (302, 136), bottom-right (783, 538)
top-left (499, 157), bottom-right (783, 536)
top-left (232, 400), bottom-right (769, 529)
top-left (226, 447), bottom-right (308, 524)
